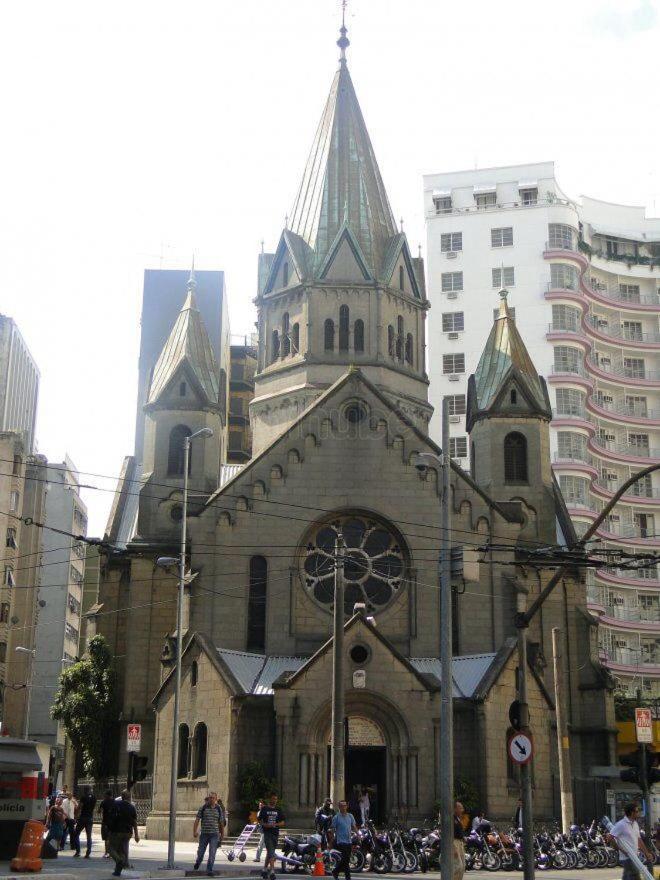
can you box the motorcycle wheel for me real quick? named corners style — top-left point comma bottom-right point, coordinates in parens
top-left (282, 859), bottom-right (299, 873)
top-left (372, 853), bottom-right (392, 874)
top-left (565, 849), bottom-right (578, 869)
top-left (403, 851), bottom-right (418, 873)
top-left (576, 852), bottom-right (587, 869)
top-left (482, 851), bottom-right (501, 871)
top-left (586, 849), bottom-right (599, 869)
top-left (390, 852), bottom-right (407, 873)
top-left (552, 850), bottom-right (569, 869)
top-left (350, 850), bottom-right (365, 873)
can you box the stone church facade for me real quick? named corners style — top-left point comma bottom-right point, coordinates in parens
top-left (91, 25), bottom-right (615, 837)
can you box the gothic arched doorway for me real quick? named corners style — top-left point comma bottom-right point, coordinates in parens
top-left (344, 716), bottom-right (386, 824)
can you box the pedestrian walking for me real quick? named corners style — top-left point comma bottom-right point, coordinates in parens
top-left (329, 800), bottom-right (357, 880)
top-left (610, 802), bottom-right (654, 880)
top-left (257, 793), bottom-right (285, 880)
top-left (99, 789), bottom-right (114, 858)
top-left (59, 789), bottom-right (77, 850)
top-left (106, 789), bottom-right (139, 877)
top-left (358, 789), bottom-right (370, 827)
top-left (45, 797), bottom-right (66, 850)
top-left (253, 800), bottom-right (266, 862)
top-left (73, 785), bottom-right (97, 858)
top-left (193, 791), bottom-right (226, 876)
top-left (453, 801), bottom-right (466, 880)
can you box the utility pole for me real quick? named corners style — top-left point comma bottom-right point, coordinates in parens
top-left (439, 397), bottom-right (454, 880)
top-left (330, 535), bottom-right (346, 805)
top-left (515, 596), bottom-right (535, 880)
top-left (551, 627), bottom-right (574, 832)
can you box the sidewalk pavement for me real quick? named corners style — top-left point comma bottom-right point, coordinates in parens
top-left (0, 834), bottom-right (265, 880)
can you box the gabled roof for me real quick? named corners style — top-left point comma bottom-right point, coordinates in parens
top-left (467, 291), bottom-right (551, 430)
top-left (288, 54), bottom-right (398, 281)
top-left (147, 279), bottom-right (220, 407)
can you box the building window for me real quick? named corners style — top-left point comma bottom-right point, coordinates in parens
top-left (491, 227), bottom-right (513, 248)
top-left (510, 389), bottom-right (517, 404)
top-left (247, 556), bottom-right (267, 652)
top-left (282, 261), bottom-right (289, 286)
top-left (354, 320), bottom-right (364, 353)
top-left (606, 239), bottom-right (619, 258)
top-left (0, 642), bottom-right (6, 663)
top-left (12, 455), bottom-right (22, 476)
top-left (193, 723), bottom-right (208, 778)
top-left (445, 395), bottom-right (466, 416)
top-left (476, 192), bottom-right (497, 209)
top-left (65, 622), bottom-right (79, 643)
top-left (167, 425), bottom-right (192, 476)
top-left (179, 382), bottom-right (186, 397)
top-left (441, 232), bottom-right (462, 252)
top-left (624, 358), bottom-right (645, 379)
top-left (555, 388), bottom-right (586, 417)
top-left (0, 603), bottom-right (9, 624)
top-left (504, 432), bottom-right (528, 483)
top-left (387, 325), bottom-right (395, 356)
top-left (626, 396), bottom-right (648, 417)
top-left (492, 267), bottom-right (515, 288)
top-left (396, 316), bottom-right (404, 360)
top-left (619, 283), bottom-right (640, 303)
top-left (399, 265), bottom-right (404, 291)
top-left (228, 431), bottom-right (243, 452)
top-left (441, 272), bottom-right (463, 292)
top-left (9, 491), bottom-right (19, 513)
top-left (449, 437), bottom-right (468, 459)
top-left (291, 323), bottom-right (300, 354)
top-left (551, 304), bottom-right (580, 331)
top-left (434, 196), bottom-right (452, 214)
top-left (559, 475), bottom-right (589, 506)
top-left (557, 432), bottom-right (587, 462)
top-left (324, 319), bottom-right (335, 352)
top-left (339, 305), bottom-right (350, 352)
top-left (4, 566), bottom-right (14, 587)
top-left (405, 333), bottom-right (414, 365)
top-left (271, 329), bottom-right (280, 361)
top-left (548, 224), bottom-right (576, 251)
top-left (6, 528), bottom-right (16, 549)
top-left (442, 312), bottom-right (464, 332)
top-left (550, 263), bottom-right (579, 291)
top-left (442, 354), bottom-right (465, 374)
top-left (177, 724), bottom-right (190, 778)
top-left (282, 313), bottom-right (291, 356)
top-left (191, 660), bottom-right (198, 687)
top-left (520, 188), bottom-right (538, 206)
top-left (629, 433), bottom-right (649, 451)
top-left (553, 346), bottom-right (582, 374)
top-left (622, 321), bottom-right (643, 341)
top-left (68, 593), bottom-right (81, 614)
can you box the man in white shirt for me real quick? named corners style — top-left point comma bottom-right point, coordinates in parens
top-left (610, 802), bottom-right (654, 880)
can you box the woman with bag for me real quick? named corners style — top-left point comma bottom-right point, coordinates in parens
top-left (45, 797), bottom-right (66, 850)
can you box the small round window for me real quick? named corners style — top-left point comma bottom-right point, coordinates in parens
top-left (344, 402), bottom-right (367, 425)
top-left (350, 644), bottom-right (370, 665)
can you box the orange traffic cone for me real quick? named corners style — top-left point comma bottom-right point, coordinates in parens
top-left (10, 819), bottom-right (45, 872)
top-left (313, 845), bottom-right (325, 877)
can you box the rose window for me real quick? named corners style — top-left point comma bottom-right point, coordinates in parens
top-left (303, 515), bottom-right (405, 614)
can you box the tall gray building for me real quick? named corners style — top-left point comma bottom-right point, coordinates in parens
top-left (0, 315), bottom-right (40, 454)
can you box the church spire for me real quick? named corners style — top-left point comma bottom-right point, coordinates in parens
top-left (337, 0), bottom-right (350, 63)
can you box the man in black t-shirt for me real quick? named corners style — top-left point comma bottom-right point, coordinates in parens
top-left (73, 786), bottom-right (97, 857)
top-left (106, 790), bottom-right (139, 877)
top-left (257, 793), bottom-right (285, 880)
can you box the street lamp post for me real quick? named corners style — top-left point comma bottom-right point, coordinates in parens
top-left (159, 426), bottom-right (213, 870)
top-left (330, 535), bottom-right (346, 805)
top-left (14, 646), bottom-right (35, 740)
top-left (412, 397), bottom-right (453, 880)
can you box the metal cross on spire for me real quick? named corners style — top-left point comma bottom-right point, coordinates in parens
top-left (187, 254), bottom-right (196, 290)
top-left (337, 0), bottom-right (350, 62)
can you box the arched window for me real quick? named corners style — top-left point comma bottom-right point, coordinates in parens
top-left (193, 723), bottom-right (208, 778)
top-left (282, 313), bottom-right (291, 356)
top-left (510, 388), bottom-right (517, 404)
top-left (324, 319), bottom-right (335, 352)
top-left (504, 432), bottom-right (528, 483)
top-left (179, 381), bottom-right (187, 397)
top-left (177, 723), bottom-right (190, 778)
top-left (396, 316), bottom-right (404, 360)
top-left (292, 323), bottom-right (300, 354)
top-left (247, 556), bottom-right (267, 652)
top-left (283, 262), bottom-right (289, 287)
top-left (405, 333), bottom-right (413, 365)
top-left (168, 425), bottom-right (192, 476)
top-left (388, 325), bottom-right (395, 356)
top-left (354, 320), bottom-right (365, 353)
top-left (271, 329), bottom-right (280, 362)
top-left (191, 660), bottom-right (198, 687)
top-left (399, 265), bottom-right (404, 291)
top-left (339, 305), bottom-right (350, 351)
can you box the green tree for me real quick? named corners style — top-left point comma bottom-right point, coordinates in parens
top-left (237, 762), bottom-right (279, 816)
top-left (51, 635), bottom-right (119, 780)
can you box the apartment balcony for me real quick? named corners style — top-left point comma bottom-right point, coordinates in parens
top-left (548, 363), bottom-right (594, 390)
top-left (544, 282), bottom-right (588, 309)
top-left (602, 605), bottom-right (660, 631)
top-left (546, 322), bottom-right (592, 346)
top-left (586, 317), bottom-right (660, 349)
top-left (586, 398), bottom-right (660, 426)
top-left (589, 435), bottom-right (660, 464)
top-left (586, 357), bottom-right (660, 387)
top-left (428, 195), bottom-right (573, 219)
top-left (596, 567), bottom-right (660, 588)
top-left (583, 279), bottom-right (660, 313)
top-left (552, 451), bottom-right (599, 477)
top-left (596, 522), bottom-right (659, 545)
top-left (593, 478), bottom-right (660, 503)
top-left (599, 646), bottom-right (660, 674)
top-left (551, 408), bottom-right (595, 432)
top-left (543, 242), bottom-right (589, 270)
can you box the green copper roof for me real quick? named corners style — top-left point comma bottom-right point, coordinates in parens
top-left (473, 292), bottom-right (548, 413)
top-left (289, 57), bottom-right (398, 279)
top-left (148, 277), bottom-right (220, 407)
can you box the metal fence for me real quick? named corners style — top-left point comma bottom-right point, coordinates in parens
top-left (77, 776), bottom-right (153, 826)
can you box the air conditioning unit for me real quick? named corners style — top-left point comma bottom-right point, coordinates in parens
top-left (615, 639), bottom-right (628, 648)
top-left (612, 596), bottom-right (625, 605)
top-left (447, 292), bottom-right (458, 300)
top-left (449, 415), bottom-right (461, 424)
top-left (448, 332), bottom-right (459, 339)
top-left (446, 251), bottom-right (458, 260)
top-left (448, 374), bottom-right (460, 382)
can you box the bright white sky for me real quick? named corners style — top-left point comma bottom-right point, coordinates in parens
top-left (2, 0), bottom-right (659, 536)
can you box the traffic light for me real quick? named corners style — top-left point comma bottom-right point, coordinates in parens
top-left (128, 753), bottom-right (149, 788)
top-left (620, 751), bottom-right (640, 784)
top-left (646, 752), bottom-right (660, 784)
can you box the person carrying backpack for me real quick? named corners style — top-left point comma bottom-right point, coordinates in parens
top-left (193, 791), bottom-right (226, 876)
top-left (106, 790), bottom-right (139, 877)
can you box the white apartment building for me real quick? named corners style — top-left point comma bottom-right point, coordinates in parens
top-left (424, 161), bottom-right (660, 696)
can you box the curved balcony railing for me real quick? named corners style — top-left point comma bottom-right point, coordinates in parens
top-left (588, 400), bottom-right (660, 422)
top-left (599, 523), bottom-right (658, 541)
top-left (549, 362), bottom-right (591, 379)
top-left (563, 495), bottom-right (597, 511)
top-left (599, 647), bottom-right (660, 669)
top-left (584, 282), bottom-right (660, 310)
top-left (547, 322), bottom-right (589, 339)
top-left (604, 605), bottom-right (660, 624)
top-left (545, 239), bottom-right (578, 253)
top-left (593, 479), bottom-right (660, 500)
top-left (586, 357), bottom-right (660, 383)
top-left (601, 567), bottom-right (660, 583)
top-left (590, 436), bottom-right (660, 460)
top-left (586, 317), bottom-right (660, 345)
top-left (552, 450), bottom-right (592, 464)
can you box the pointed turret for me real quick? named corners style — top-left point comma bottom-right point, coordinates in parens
top-left (466, 291), bottom-right (551, 432)
top-left (147, 283), bottom-right (220, 408)
top-left (288, 29), bottom-right (398, 280)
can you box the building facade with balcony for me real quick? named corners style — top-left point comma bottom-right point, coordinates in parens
top-left (424, 161), bottom-right (660, 696)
